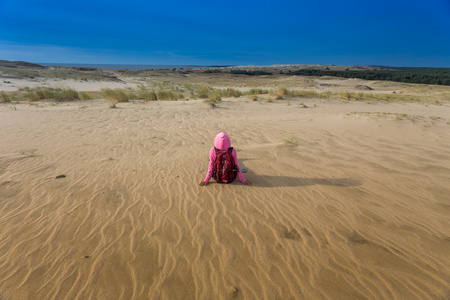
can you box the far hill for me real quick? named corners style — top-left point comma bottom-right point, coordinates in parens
top-left (0, 60), bottom-right (46, 69)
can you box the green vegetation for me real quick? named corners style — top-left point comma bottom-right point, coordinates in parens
top-left (286, 68), bottom-right (450, 86)
top-left (102, 87), bottom-right (184, 102)
top-left (20, 150), bottom-right (36, 157)
top-left (208, 91), bottom-right (222, 102)
top-left (23, 87), bottom-right (80, 101)
top-left (102, 88), bottom-right (130, 102)
top-left (219, 88), bottom-right (242, 98)
top-left (203, 69), bottom-right (222, 73)
top-left (203, 91), bottom-right (222, 108)
top-left (284, 136), bottom-right (299, 145)
top-left (0, 66), bottom-right (120, 81)
top-left (196, 86), bottom-right (211, 99)
top-left (157, 90), bottom-right (184, 100)
top-left (137, 85), bottom-right (157, 101)
top-left (230, 69), bottom-right (273, 76)
top-left (1, 92), bottom-right (12, 103)
top-left (204, 98), bottom-right (219, 108)
top-left (277, 87), bottom-right (289, 99)
top-left (79, 92), bottom-right (92, 100)
top-left (248, 88), bottom-right (270, 95)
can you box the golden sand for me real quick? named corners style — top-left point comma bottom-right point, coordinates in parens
top-left (1, 76), bottom-right (450, 299)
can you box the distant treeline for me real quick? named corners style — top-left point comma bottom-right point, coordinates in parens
top-left (203, 69), bottom-right (222, 73)
top-left (230, 69), bottom-right (273, 76)
top-left (286, 68), bottom-right (450, 86)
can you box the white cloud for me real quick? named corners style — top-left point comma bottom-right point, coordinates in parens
top-left (0, 42), bottom-right (101, 63)
top-left (0, 41), bottom-right (213, 65)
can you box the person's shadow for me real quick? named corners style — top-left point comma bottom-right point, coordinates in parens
top-left (248, 174), bottom-right (361, 187)
top-left (237, 159), bottom-right (361, 187)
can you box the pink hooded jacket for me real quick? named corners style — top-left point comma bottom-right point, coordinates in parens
top-left (204, 132), bottom-right (246, 183)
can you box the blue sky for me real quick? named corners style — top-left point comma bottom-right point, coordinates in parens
top-left (1, 0), bottom-right (449, 66)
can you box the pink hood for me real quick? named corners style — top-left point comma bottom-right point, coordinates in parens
top-left (214, 131), bottom-right (231, 150)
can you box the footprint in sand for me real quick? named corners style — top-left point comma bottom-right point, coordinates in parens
top-left (348, 231), bottom-right (369, 244)
top-left (276, 224), bottom-right (303, 241)
top-left (302, 228), bottom-right (313, 237)
top-left (284, 228), bottom-right (302, 241)
top-left (231, 287), bottom-right (240, 298)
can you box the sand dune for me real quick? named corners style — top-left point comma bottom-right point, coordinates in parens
top-left (1, 96), bottom-right (450, 299)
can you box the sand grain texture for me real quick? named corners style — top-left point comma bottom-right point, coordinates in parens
top-left (1, 97), bottom-right (449, 299)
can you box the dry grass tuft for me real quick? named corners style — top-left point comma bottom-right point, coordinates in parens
top-left (25, 88), bottom-right (80, 101)
top-left (203, 91), bottom-right (222, 108)
top-left (157, 90), bottom-right (183, 100)
top-left (248, 88), bottom-right (270, 95)
top-left (1, 92), bottom-right (12, 103)
top-left (208, 91), bottom-right (222, 102)
top-left (102, 88), bottom-right (130, 102)
top-left (284, 136), bottom-right (299, 145)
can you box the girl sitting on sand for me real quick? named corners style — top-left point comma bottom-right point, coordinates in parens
top-left (199, 131), bottom-right (251, 186)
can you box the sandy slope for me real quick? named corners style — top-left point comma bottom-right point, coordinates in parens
top-left (0, 97), bottom-right (449, 299)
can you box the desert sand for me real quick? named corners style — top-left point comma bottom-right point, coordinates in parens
top-left (1, 69), bottom-right (450, 299)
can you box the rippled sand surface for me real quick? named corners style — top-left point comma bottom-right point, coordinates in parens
top-left (1, 99), bottom-right (449, 299)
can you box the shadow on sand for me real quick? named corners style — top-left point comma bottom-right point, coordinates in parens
top-left (249, 174), bottom-right (361, 188)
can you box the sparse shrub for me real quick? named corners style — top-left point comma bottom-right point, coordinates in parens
top-left (204, 98), bottom-right (218, 108)
top-left (157, 90), bottom-right (178, 100)
top-left (141, 90), bottom-right (158, 101)
top-left (55, 88), bottom-right (79, 101)
top-left (277, 87), bottom-right (289, 98)
top-left (182, 84), bottom-right (196, 96)
top-left (293, 90), bottom-right (321, 98)
top-left (248, 88), bottom-right (269, 95)
top-left (26, 88), bottom-right (50, 101)
top-left (345, 92), bottom-right (352, 101)
top-left (284, 136), bottom-right (299, 145)
top-left (102, 88), bottom-right (129, 102)
top-left (109, 101), bottom-right (117, 108)
top-left (148, 91), bottom-right (158, 101)
top-left (197, 87), bottom-right (210, 99)
top-left (220, 88), bottom-right (242, 98)
top-left (25, 87), bottom-right (79, 101)
top-left (79, 92), bottom-right (92, 100)
top-left (1, 92), bottom-right (12, 103)
top-left (300, 102), bottom-right (308, 108)
top-left (208, 91), bottom-right (222, 102)
top-left (202, 91), bottom-right (221, 108)
top-left (249, 95), bottom-right (258, 101)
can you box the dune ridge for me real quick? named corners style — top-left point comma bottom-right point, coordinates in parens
top-left (1, 98), bottom-right (449, 299)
